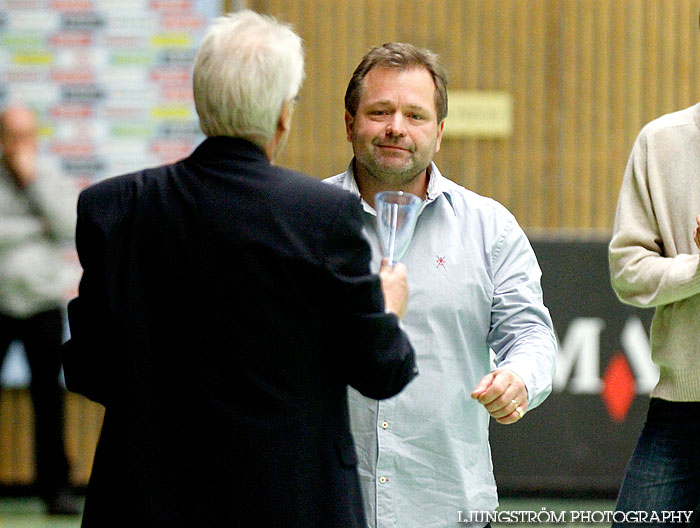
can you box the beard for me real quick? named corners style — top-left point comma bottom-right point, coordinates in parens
top-left (354, 141), bottom-right (431, 187)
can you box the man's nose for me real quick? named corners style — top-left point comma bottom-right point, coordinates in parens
top-left (385, 114), bottom-right (407, 137)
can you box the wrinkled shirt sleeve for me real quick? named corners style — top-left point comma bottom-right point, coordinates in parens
top-left (487, 215), bottom-right (557, 410)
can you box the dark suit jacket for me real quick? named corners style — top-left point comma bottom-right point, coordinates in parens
top-left (62, 137), bottom-right (416, 527)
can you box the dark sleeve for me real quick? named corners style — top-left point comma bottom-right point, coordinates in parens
top-left (60, 189), bottom-right (114, 406)
top-left (322, 193), bottom-right (417, 400)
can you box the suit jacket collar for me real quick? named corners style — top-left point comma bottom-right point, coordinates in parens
top-left (189, 136), bottom-right (269, 165)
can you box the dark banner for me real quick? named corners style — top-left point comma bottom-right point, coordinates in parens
top-left (490, 238), bottom-right (654, 496)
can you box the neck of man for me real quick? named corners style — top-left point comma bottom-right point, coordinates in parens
top-left (354, 159), bottom-right (430, 210)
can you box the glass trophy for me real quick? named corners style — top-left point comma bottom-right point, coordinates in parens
top-left (375, 190), bottom-right (422, 265)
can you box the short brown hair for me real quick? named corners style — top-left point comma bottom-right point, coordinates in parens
top-left (344, 42), bottom-right (448, 122)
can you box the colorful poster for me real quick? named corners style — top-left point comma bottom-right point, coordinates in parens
top-left (0, 0), bottom-right (219, 187)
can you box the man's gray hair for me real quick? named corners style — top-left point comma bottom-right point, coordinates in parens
top-left (193, 10), bottom-right (304, 147)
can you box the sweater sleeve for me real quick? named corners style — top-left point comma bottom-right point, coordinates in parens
top-left (609, 130), bottom-right (700, 308)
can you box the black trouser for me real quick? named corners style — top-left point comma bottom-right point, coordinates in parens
top-left (0, 308), bottom-right (70, 498)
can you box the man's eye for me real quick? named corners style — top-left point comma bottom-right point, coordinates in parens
top-left (409, 114), bottom-right (424, 120)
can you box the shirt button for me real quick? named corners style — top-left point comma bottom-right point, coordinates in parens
top-left (381, 421), bottom-right (389, 429)
top-left (379, 476), bottom-right (389, 484)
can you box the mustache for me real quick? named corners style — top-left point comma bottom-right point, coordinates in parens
top-left (372, 139), bottom-right (414, 152)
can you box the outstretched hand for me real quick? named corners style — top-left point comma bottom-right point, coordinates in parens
top-left (471, 369), bottom-right (529, 424)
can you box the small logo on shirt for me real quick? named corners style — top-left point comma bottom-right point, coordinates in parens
top-left (435, 255), bottom-right (446, 269)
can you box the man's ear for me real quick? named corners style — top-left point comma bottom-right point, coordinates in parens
top-left (344, 110), bottom-right (354, 142)
top-left (278, 98), bottom-right (295, 133)
top-left (434, 120), bottom-right (445, 154)
top-left (264, 99), bottom-right (296, 161)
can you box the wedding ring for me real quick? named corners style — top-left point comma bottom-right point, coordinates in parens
top-left (515, 405), bottom-right (524, 419)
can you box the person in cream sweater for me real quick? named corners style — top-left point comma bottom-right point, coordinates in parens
top-left (609, 102), bottom-right (700, 525)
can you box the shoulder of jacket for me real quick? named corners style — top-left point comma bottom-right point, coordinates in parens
top-left (276, 166), bottom-right (353, 205)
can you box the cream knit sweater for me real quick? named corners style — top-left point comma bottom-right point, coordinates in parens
top-left (609, 103), bottom-right (700, 401)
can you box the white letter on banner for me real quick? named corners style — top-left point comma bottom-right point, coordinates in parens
top-left (554, 318), bottom-right (604, 393)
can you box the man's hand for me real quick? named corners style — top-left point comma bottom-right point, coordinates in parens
top-left (5, 144), bottom-right (37, 187)
top-left (471, 369), bottom-right (529, 424)
top-left (379, 258), bottom-right (409, 319)
top-left (694, 214), bottom-right (700, 251)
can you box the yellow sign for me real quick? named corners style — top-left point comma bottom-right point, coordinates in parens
top-left (443, 90), bottom-right (513, 138)
top-left (151, 106), bottom-right (193, 120)
top-left (151, 34), bottom-right (192, 48)
top-left (13, 52), bottom-right (52, 65)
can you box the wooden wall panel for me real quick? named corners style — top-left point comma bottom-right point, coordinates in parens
top-left (0, 390), bottom-right (33, 484)
top-left (64, 393), bottom-right (104, 486)
top-left (250, 0), bottom-right (700, 231)
top-left (0, 390), bottom-right (103, 487)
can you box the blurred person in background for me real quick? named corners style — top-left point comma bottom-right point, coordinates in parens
top-left (61, 11), bottom-right (417, 528)
top-left (325, 42), bottom-right (557, 528)
top-left (0, 104), bottom-right (80, 515)
top-left (609, 103), bottom-right (700, 526)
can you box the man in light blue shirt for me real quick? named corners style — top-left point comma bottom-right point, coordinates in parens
top-left (325, 42), bottom-right (557, 528)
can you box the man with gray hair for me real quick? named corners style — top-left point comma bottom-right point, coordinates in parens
top-left (62, 12), bottom-right (417, 527)
top-left (326, 42), bottom-right (557, 527)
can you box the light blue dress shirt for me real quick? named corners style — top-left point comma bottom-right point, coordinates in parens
top-left (326, 162), bottom-right (557, 528)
